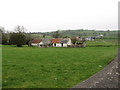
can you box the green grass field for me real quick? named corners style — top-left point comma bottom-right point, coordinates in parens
top-left (86, 39), bottom-right (118, 47)
top-left (2, 41), bottom-right (118, 88)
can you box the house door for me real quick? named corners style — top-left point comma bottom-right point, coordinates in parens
top-left (61, 43), bottom-right (63, 47)
top-left (54, 43), bottom-right (56, 46)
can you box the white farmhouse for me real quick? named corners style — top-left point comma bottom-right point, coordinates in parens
top-left (38, 38), bottom-right (52, 47)
top-left (51, 38), bottom-right (72, 47)
top-left (31, 39), bottom-right (42, 46)
top-left (60, 38), bottom-right (72, 47)
top-left (52, 39), bottom-right (62, 47)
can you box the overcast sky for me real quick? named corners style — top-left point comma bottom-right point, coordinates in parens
top-left (0, 0), bottom-right (119, 32)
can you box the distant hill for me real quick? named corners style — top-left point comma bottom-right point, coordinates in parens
top-left (29, 29), bottom-right (118, 39)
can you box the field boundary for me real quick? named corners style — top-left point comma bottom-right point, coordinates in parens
top-left (70, 56), bottom-right (118, 88)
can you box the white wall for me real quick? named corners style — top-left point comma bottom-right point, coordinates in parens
top-left (63, 44), bottom-right (67, 47)
top-left (56, 43), bottom-right (62, 47)
top-left (38, 42), bottom-right (43, 47)
top-left (53, 43), bottom-right (62, 47)
top-left (67, 39), bottom-right (72, 45)
top-left (31, 43), bottom-right (38, 46)
top-left (53, 43), bottom-right (68, 47)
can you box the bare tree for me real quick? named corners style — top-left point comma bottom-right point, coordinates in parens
top-left (9, 25), bottom-right (26, 47)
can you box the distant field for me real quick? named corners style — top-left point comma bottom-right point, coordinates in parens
top-left (2, 41), bottom-right (118, 88)
top-left (86, 39), bottom-right (118, 47)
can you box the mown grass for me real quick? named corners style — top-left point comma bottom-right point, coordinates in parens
top-left (2, 42), bottom-right (118, 88)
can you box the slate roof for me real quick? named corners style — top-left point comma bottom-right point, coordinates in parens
top-left (60, 39), bottom-right (69, 43)
top-left (42, 39), bottom-right (52, 44)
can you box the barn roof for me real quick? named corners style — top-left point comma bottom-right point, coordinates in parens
top-left (31, 39), bottom-right (42, 43)
top-left (52, 39), bottom-right (62, 43)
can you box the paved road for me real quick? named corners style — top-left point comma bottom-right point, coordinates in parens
top-left (70, 56), bottom-right (119, 89)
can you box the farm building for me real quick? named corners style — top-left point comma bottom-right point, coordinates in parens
top-left (60, 38), bottom-right (72, 47)
top-left (30, 37), bottom-right (85, 48)
top-left (95, 34), bottom-right (104, 38)
top-left (86, 37), bottom-right (95, 41)
top-left (39, 39), bottom-right (52, 47)
top-left (51, 38), bottom-right (72, 47)
top-left (51, 39), bottom-right (62, 47)
top-left (31, 39), bottom-right (42, 46)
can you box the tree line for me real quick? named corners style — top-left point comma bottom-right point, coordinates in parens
top-left (1, 25), bottom-right (117, 47)
top-left (0, 25), bottom-right (31, 47)
top-left (0, 26), bottom-right (68, 47)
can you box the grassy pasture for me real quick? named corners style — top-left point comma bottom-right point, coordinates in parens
top-left (86, 39), bottom-right (118, 47)
top-left (2, 41), bottom-right (118, 88)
